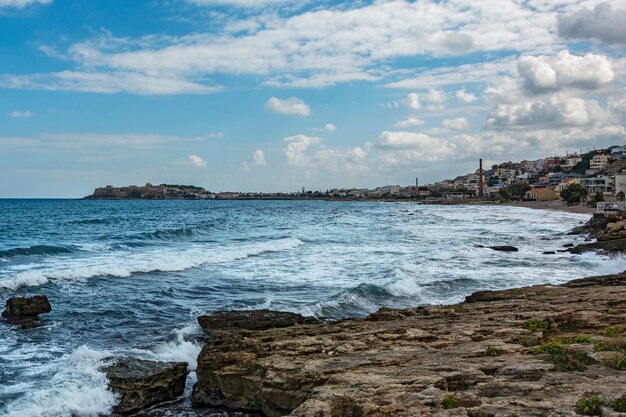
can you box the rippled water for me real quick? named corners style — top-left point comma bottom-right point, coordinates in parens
top-left (0, 199), bottom-right (622, 417)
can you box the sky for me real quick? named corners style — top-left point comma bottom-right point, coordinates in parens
top-left (1, 0), bottom-right (625, 197)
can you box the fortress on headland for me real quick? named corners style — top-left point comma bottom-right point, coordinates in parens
top-left (85, 183), bottom-right (213, 200)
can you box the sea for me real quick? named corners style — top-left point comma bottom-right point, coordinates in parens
top-left (0, 199), bottom-right (623, 417)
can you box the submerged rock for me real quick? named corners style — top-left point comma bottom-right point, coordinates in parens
top-left (103, 359), bottom-right (188, 414)
top-left (2, 295), bottom-right (51, 322)
top-left (197, 309), bottom-right (317, 334)
top-left (488, 245), bottom-right (519, 252)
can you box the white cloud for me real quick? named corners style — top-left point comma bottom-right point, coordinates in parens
top-left (0, 0), bottom-right (51, 8)
top-left (0, 71), bottom-right (218, 95)
top-left (456, 89), bottom-right (478, 103)
top-left (6, 0), bottom-right (595, 93)
top-left (403, 93), bottom-right (421, 110)
top-left (486, 96), bottom-right (609, 129)
top-left (176, 155), bottom-right (208, 168)
top-left (9, 110), bottom-right (31, 118)
top-left (0, 132), bottom-right (205, 153)
top-left (252, 149), bottom-right (267, 166)
top-left (186, 0), bottom-right (288, 7)
top-left (283, 135), bottom-right (322, 166)
top-left (517, 51), bottom-right (614, 94)
top-left (559, 3), bottom-right (626, 45)
top-left (265, 97), bottom-right (311, 116)
top-left (313, 123), bottom-right (336, 132)
top-left (442, 118), bottom-right (468, 130)
top-left (394, 117), bottom-right (425, 128)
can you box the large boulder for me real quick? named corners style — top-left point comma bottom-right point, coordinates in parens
top-left (103, 359), bottom-right (188, 414)
top-left (197, 309), bottom-right (317, 334)
top-left (2, 295), bottom-right (51, 321)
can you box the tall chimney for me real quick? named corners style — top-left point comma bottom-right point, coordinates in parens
top-left (479, 159), bottom-right (484, 198)
top-left (415, 177), bottom-right (419, 194)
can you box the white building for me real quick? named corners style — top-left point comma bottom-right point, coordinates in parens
top-left (590, 154), bottom-right (610, 170)
top-left (581, 175), bottom-right (612, 194)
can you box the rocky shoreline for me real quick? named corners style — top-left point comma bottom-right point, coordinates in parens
top-left (4, 213), bottom-right (626, 417)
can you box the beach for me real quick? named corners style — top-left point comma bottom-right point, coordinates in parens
top-left (501, 200), bottom-right (595, 215)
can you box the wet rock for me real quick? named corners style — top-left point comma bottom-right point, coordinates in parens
top-left (103, 359), bottom-right (188, 414)
top-left (543, 251), bottom-right (556, 255)
top-left (197, 309), bottom-right (317, 334)
top-left (2, 295), bottom-right (51, 322)
top-left (488, 246), bottom-right (518, 252)
top-left (562, 243), bottom-right (574, 248)
top-left (568, 238), bottom-right (626, 254)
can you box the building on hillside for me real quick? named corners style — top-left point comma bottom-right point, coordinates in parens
top-left (557, 178), bottom-right (580, 192)
top-left (614, 174), bottom-right (626, 196)
top-left (611, 146), bottom-right (626, 158)
top-left (590, 154), bottom-right (610, 170)
top-left (581, 175), bottom-right (613, 195)
top-left (564, 156), bottom-right (582, 169)
top-left (525, 188), bottom-right (558, 201)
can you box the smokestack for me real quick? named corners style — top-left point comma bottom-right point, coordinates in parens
top-left (479, 159), bottom-right (484, 198)
top-left (415, 177), bottom-right (419, 194)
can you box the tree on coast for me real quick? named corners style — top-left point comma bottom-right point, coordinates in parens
top-left (561, 183), bottom-right (588, 205)
top-left (499, 181), bottom-right (531, 200)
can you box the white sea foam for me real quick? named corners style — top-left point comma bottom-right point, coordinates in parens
top-left (128, 324), bottom-right (203, 371)
top-left (2, 346), bottom-right (117, 417)
top-left (0, 237), bottom-right (303, 289)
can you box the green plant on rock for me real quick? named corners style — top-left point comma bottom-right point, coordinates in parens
top-left (524, 319), bottom-right (549, 332)
top-left (603, 326), bottom-right (625, 338)
top-left (510, 414), bottom-right (520, 417)
top-left (601, 353), bottom-right (626, 371)
top-left (545, 349), bottom-right (596, 371)
top-left (594, 338), bottom-right (626, 352)
top-left (611, 396), bottom-right (626, 412)
top-left (484, 346), bottom-right (504, 357)
top-left (576, 396), bottom-right (605, 416)
top-left (441, 394), bottom-right (460, 409)
top-left (531, 342), bottom-right (566, 355)
top-left (561, 335), bottom-right (592, 344)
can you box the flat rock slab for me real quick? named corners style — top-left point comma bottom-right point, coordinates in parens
top-left (103, 359), bottom-right (188, 414)
top-left (2, 295), bottom-right (51, 320)
top-left (197, 309), bottom-right (317, 333)
top-left (192, 273), bottom-right (626, 417)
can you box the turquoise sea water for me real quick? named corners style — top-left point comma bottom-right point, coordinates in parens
top-left (0, 199), bottom-right (622, 417)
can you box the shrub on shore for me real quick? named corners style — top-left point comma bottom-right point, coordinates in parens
top-left (601, 353), bottom-right (626, 370)
top-left (523, 319), bottom-right (549, 332)
top-left (576, 396), bottom-right (604, 416)
top-left (441, 394), bottom-right (459, 409)
top-left (611, 396), bottom-right (626, 412)
top-left (484, 346), bottom-right (504, 357)
top-left (603, 326), bottom-right (624, 338)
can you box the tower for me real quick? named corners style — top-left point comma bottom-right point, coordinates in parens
top-left (479, 159), bottom-right (484, 198)
top-left (415, 177), bottom-right (419, 194)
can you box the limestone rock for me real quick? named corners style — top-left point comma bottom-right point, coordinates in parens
top-left (2, 295), bottom-right (51, 321)
top-left (192, 275), bottom-right (626, 417)
top-left (197, 309), bottom-right (317, 334)
top-left (103, 359), bottom-right (188, 414)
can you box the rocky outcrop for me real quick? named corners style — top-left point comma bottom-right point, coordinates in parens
top-left (568, 238), bottom-right (626, 254)
top-left (103, 359), bottom-right (188, 414)
top-left (197, 309), bottom-right (318, 334)
top-left (569, 214), bottom-right (611, 239)
top-left (193, 273), bottom-right (626, 417)
top-left (2, 295), bottom-right (51, 322)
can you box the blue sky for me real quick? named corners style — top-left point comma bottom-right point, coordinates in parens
top-left (1, 0), bottom-right (625, 197)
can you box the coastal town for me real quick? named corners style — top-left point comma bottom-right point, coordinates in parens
top-left (87, 145), bottom-right (626, 205)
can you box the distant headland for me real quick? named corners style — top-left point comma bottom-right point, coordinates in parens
top-left (84, 183), bottom-right (213, 200)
